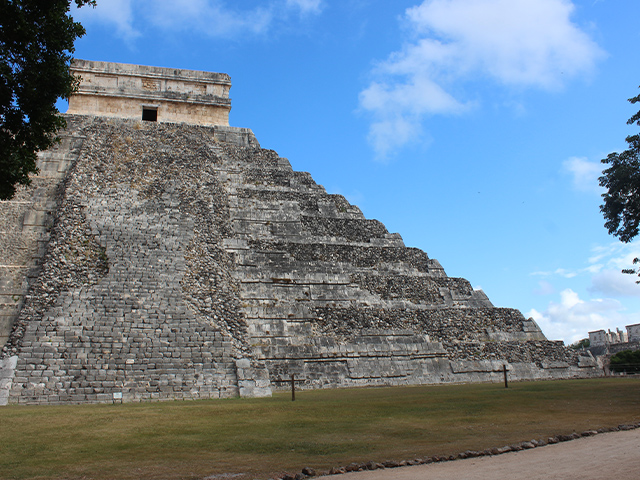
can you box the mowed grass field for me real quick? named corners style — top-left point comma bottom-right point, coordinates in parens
top-left (1, 377), bottom-right (639, 480)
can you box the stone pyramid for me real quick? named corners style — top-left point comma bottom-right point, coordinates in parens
top-left (0, 61), bottom-right (597, 405)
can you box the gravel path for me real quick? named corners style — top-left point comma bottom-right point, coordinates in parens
top-left (317, 429), bottom-right (640, 480)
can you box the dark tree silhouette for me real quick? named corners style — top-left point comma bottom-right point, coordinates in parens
top-left (0, 0), bottom-right (95, 200)
top-left (599, 87), bottom-right (640, 282)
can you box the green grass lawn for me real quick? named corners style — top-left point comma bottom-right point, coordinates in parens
top-left (1, 377), bottom-right (639, 480)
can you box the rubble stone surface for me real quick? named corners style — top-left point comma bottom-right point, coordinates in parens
top-left (0, 115), bottom-right (598, 404)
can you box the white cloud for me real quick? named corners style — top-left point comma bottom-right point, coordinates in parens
top-left (528, 288), bottom-right (639, 344)
top-left (589, 269), bottom-right (640, 298)
top-left (531, 242), bottom-right (640, 296)
top-left (405, 0), bottom-right (600, 88)
top-left (366, 116), bottom-right (423, 157)
top-left (528, 242), bottom-right (640, 342)
top-left (73, 0), bottom-right (140, 40)
top-left (143, 0), bottom-right (273, 37)
top-left (586, 242), bottom-right (640, 297)
top-left (360, 75), bottom-right (469, 116)
top-left (589, 242), bottom-right (640, 270)
top-left (359, 0), bottom-right (605, 157)
top-left (562, 156), bottom-right (603, 193)
top-left (531, 267), bottom-right (579, 278)
top-left (75, 0), bottom-right (323, 41)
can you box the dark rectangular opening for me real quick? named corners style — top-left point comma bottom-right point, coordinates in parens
top-left (142, 107), bottom-right (157, 122)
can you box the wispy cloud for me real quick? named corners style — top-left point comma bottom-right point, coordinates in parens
top-left (587, 242), bottom-right (640, 297)
top-left (562, 156), bottom-right (603, 193)
top-left (359, 0), bottom-right (605, 158)
top-left (74, 0), bottom-right (323, 41)
top-left (531, 267), bottom-right (581, 278)
top-left (73, 0), bottom-right (139, 40)
top-left (588, 242), bottom-right (640, 268)
top-left (528, 241), bottom-right (640, 342)
top-left (528, 289), bottom-right (638, 344)
top-left (589, 269), bottom-right (640, 298)
top-left (143, 0), bottom-right (273, 37)
top-left (531, 242), bottom-right (640, 294)
top-left (286, 0), bottom-right (324, 15)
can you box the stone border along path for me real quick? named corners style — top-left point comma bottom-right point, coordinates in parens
top-left (271, 423), bottom-right (640, 480)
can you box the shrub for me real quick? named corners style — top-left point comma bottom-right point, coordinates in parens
top-left (609, 349), bottom-right (640, 373)
top-left (570, 338), bottom-right (590, 350)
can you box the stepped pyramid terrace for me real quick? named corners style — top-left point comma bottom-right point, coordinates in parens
top-left (0, 60), bottom-right (599, 405)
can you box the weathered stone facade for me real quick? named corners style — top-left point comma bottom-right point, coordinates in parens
top-left (0, 117), bottom-right (88, 351)
top-left (67, 60), bottom-right (231, 126)
top-left (0, 62), bottom-right (599, 405)
top-left (587, 324), bottom-right (640, 358)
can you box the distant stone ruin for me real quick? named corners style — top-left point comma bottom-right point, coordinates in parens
top-left (588, 323), bottom-right (640, 357)
top-left (0, 61), bottom-right (599, 405)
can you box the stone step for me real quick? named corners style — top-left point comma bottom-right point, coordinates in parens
top-left (245, 240), bottom-right (443, 275)
top-left (231, 189), bottom-right (364, 219)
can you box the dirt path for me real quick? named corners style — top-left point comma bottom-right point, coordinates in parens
top-left (317, 429), bottom-right (640, 480)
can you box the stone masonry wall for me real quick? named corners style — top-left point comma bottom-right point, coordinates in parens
top-left (68, 60), bottom-right (232, 126)
top-left (212, 136), bottom-right (598, 390)
top-left (1, 116), bottom-right (91, 351)
top-left (3, 117), bottom-right (269, 404)
top-left (1, 115), bottom-right (598, 404)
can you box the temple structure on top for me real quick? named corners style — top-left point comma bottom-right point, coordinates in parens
top-left (67, 60), bottom-right (232, 126)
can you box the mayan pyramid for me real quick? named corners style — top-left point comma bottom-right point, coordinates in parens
top-left (0, 60), bottom-right (598, 405)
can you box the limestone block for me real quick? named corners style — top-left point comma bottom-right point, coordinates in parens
top-left (541, 361), bottom-right (570, 369)
top-left (578, 354), bottom-right (597, 368)
top-left (234, 358), bottom-right (272, 398)
top-left (0, 356), bottom-right (17, 406)
top-left (450, 360), bottom-right (506, 373)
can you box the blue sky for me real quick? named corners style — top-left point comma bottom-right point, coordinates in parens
top-left (64, 0), bottom-right (640, 344)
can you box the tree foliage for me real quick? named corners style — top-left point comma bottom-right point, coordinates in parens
top-left (599, 87), bottom-right (640, 282)
top-left (621, 257), bottom-right (640, 284)
top-left (609, 349), bottom-right (640, 374)
top-left (600, 89), bottom-right (640, 243)
top-left (0, 0), bottom-right (95, 200)
top-left (569, 338), bottom-right (590, 350)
